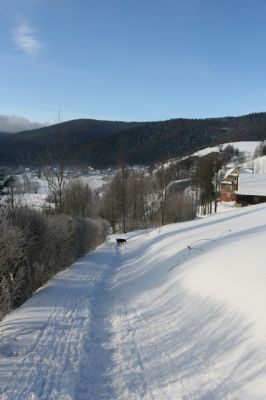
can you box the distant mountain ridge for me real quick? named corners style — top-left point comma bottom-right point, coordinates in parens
top-left (1, 113), bottom-right (266, 167)
top-left (0, 119), bottom-right (142, 166)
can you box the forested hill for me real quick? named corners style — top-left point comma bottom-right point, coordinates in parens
top-left (1, 113), bottom-right (266, 167)
top-left (0, 119), bottom-right (142, 166)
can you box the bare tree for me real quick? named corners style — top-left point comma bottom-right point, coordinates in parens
top-left (193, 154), bottom-right (222, 215)
top-left (126, 169), bottom-right (154, 230)
top-left (42, 126), bottom-right (72, 214)
top-left (116, 138), bottom-right (129, 233)
top-left (101, 168), bottom-right (160, 232)
top-left (62, 179), bottom-right (94, 218)
top-left (100, 176), bottom-right (120, 233)
top-left (164, 192), bottom-right (196, 223)
top-left (0, 173), bottom-right (26, 210)
top-left (155, 160), bottom-right (172, 225)
top-left (6, 176), bottom-right (26, 209)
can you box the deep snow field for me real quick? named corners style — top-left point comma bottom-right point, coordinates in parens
top-left (0, 203), bottom-right (266, 399)
top-left (192, 141), bottom-right (259, 158)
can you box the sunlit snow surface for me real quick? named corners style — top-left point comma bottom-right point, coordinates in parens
top-left (237, 173), bottom-right (266, 196)
top-left (0, 204), bottom-right (266, 399)
top-left (192, 141), bottom-right (260, 157)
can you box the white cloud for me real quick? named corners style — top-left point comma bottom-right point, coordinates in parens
top-left (13, 23), bottom-right (42, 56)
top-left (0, 115), bottom-right (48, 133)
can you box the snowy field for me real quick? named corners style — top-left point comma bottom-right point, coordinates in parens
top-left (159, 141), bottom-right (260, 171)
top-left (0, 204), bottom-right (266, 399)
top-left (192, 141), bottom-right (260, 157)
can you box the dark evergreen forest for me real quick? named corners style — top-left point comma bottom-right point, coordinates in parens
top-left (1, 112), bottom-right (266, 167)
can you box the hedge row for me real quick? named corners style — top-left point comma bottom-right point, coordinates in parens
top-left (0, 207), bottom-right (109, 319)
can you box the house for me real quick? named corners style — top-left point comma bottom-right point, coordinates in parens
top-left (220, 165), bottom-right (266, 205)
top-left (220, 167), bottom-right (239, 202)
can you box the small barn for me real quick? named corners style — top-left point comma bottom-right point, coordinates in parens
top-left (220, 167), bottom-right (239, 202)
top-left (236, 173), bottom-right (266, 206)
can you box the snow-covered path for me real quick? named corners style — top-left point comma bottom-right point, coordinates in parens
top-left (0, 247), bottom-right (119, 400)
top-left (0, 204), bottom-right (266, 399)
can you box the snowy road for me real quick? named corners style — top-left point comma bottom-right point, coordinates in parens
top-left (0, 204), bottom-right (266, 399)
top-left (0, 247), bottom-right (118, 400)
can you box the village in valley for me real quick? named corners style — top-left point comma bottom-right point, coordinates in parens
top-left (2, 140), bottom-right (266, 216)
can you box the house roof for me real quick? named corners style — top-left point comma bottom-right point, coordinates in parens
top-left (223, 167), bottom-right (239, 180)
top-left (224, 167), bottom-right (236, 177)
top-left (236, 173), bottom-right (266, 196)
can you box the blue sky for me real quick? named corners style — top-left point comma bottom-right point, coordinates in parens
top-left (1, 0), bottom-right (266, 130)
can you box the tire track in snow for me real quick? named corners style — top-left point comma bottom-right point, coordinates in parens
top-left (74, 257), bottom-right (117, 400)
top-left (1, 296), bottom-right (63, 399)
top-left (1, 286), bottom-right (94, 399)
top-left (0, 248), bottom-right (117, 400)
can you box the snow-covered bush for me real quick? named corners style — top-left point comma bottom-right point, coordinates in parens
top-left (0, 218), bottom-right (27, 317)
top-left (86, 217), bottom-right (110, 250)
top-left (0, 207), bottom-right (109, 319)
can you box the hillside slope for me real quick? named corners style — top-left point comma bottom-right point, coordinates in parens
top-left (1, 112), bottom-right (266, 167)
top-left (0, 119), bottom-right (142, 165)
top-left (0, 204), bottom-right (265, 399)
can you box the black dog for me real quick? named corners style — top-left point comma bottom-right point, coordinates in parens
top-left (116, 238), bottom-right (127, 246)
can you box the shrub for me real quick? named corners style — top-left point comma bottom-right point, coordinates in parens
top-left (0, 206), bottom-right (109, 319)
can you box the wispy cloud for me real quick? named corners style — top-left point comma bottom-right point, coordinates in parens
top-left (0, 114), bottom-right (48, 133)
top-left (13, 23), bottom-right (42, 56)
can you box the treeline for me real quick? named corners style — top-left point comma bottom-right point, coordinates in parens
top-left (0, 176), bottom-right (109, 320)
top-left (97, 144), bottom-right (241, 232)
top-left (143, 144), bottom-right (241, 218)
top-left (253, 141), bottom-right (266, 158)
top-left (2, 112), bottom-right (266, 168)
top-left (100, 165), bottom-right (197, 233)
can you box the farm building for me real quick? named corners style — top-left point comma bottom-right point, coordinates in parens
top-left (220, 167), bottom-right (239, 202)
top-left (236, 173), bottom-right (266, 206)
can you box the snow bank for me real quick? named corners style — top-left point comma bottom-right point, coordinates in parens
top-left (111, 204), bottom-right (266, 399)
